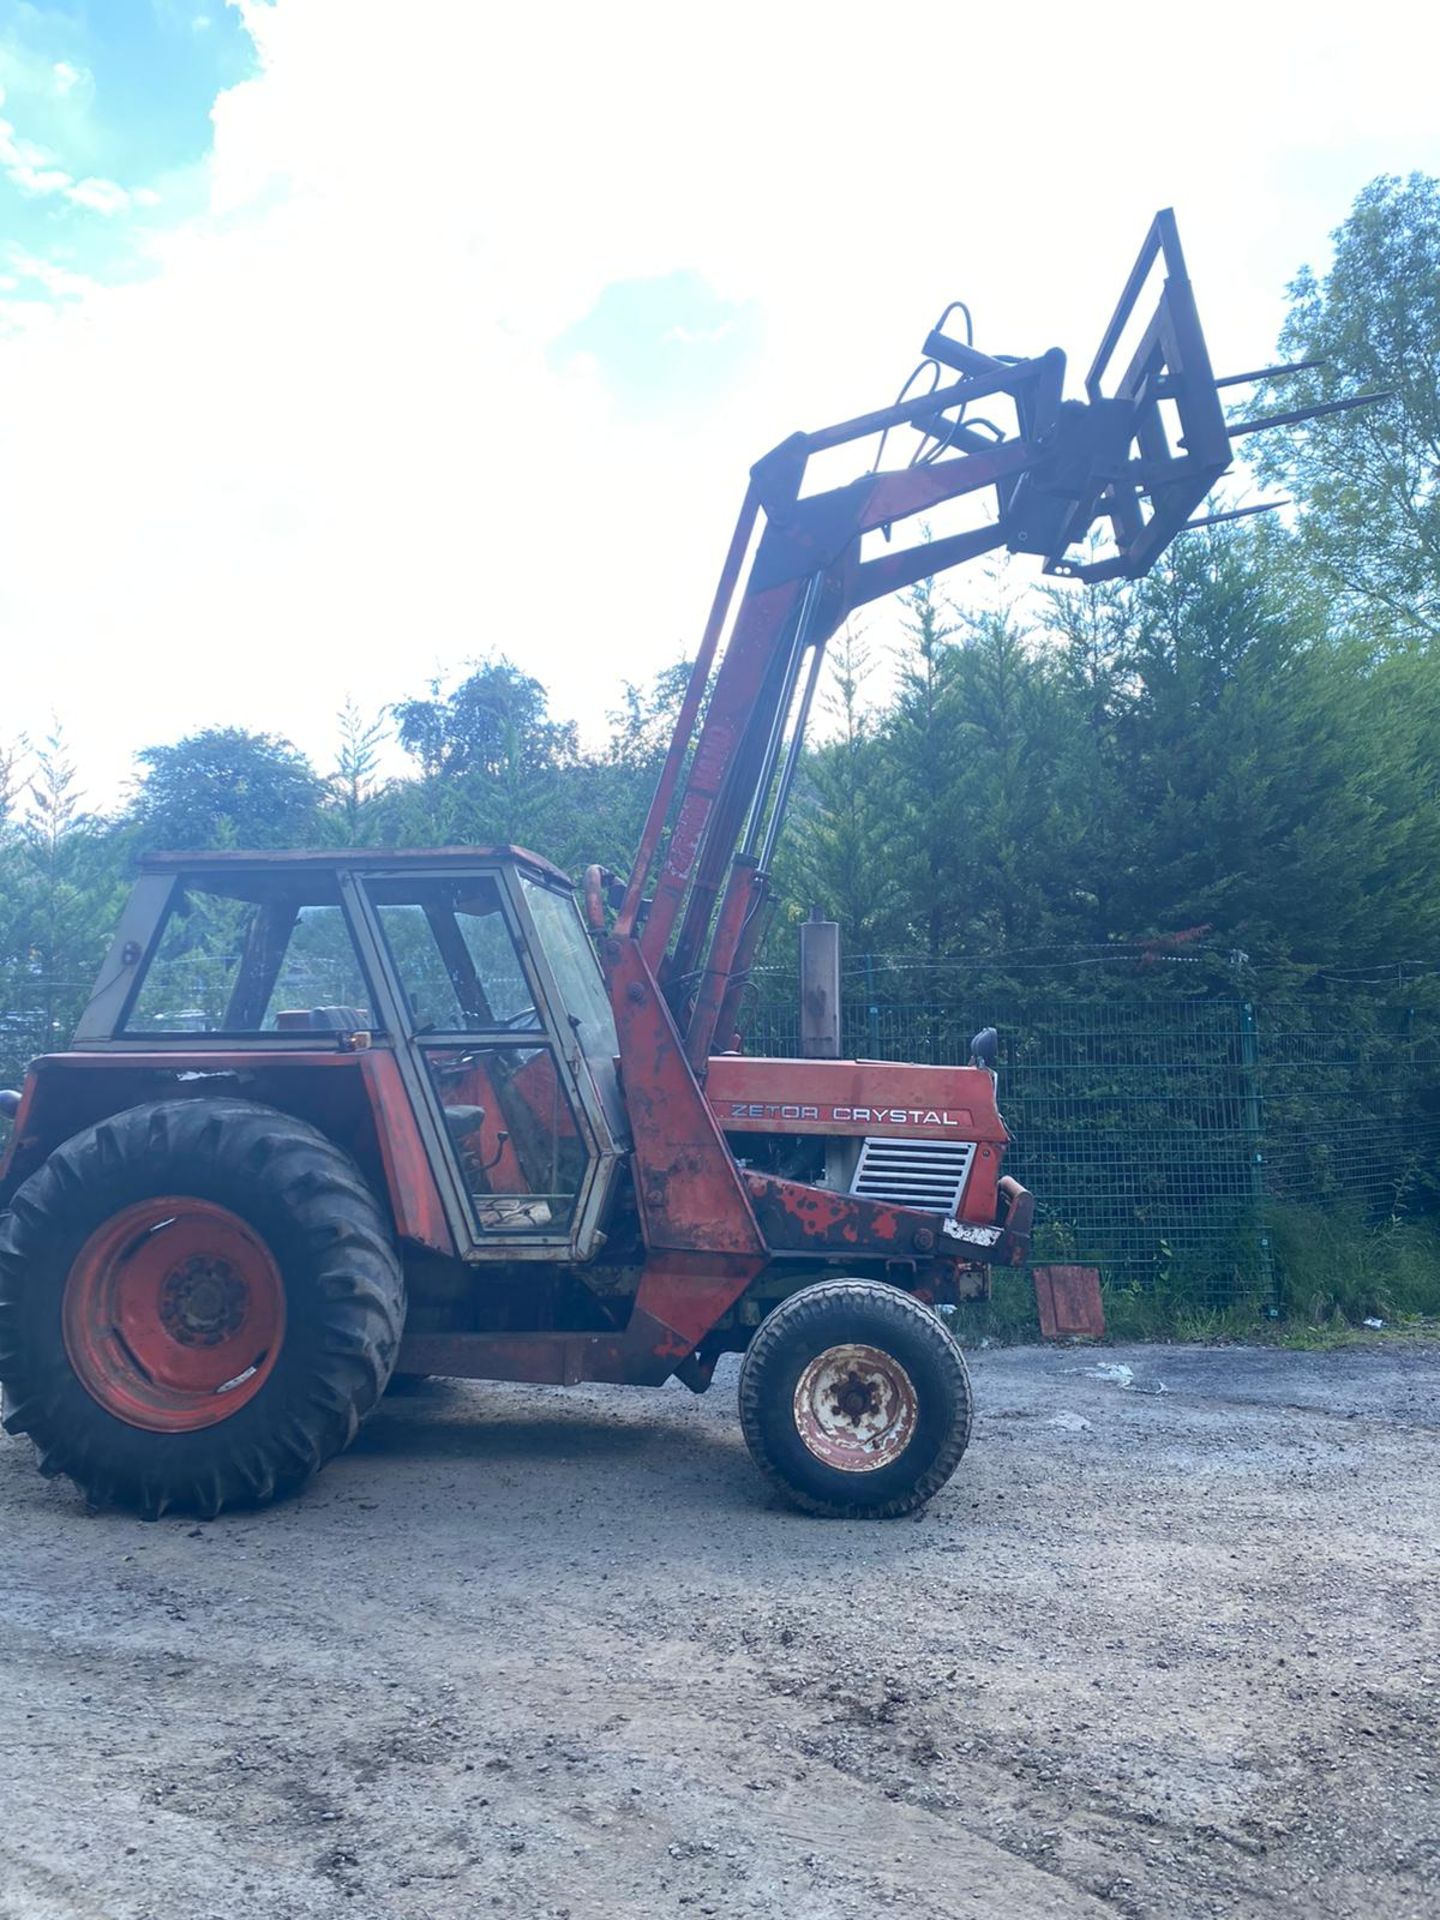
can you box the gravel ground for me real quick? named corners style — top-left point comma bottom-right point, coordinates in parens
top-left (1, 1339), bottom-right (1437, 1920)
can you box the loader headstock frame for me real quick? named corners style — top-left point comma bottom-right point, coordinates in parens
top-left (1054, 208), bottom-right (1228, 581)
top-left (1048, 208), bottom-right (1230, 584)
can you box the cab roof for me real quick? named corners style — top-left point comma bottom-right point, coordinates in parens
top-left (137, 845), bottom-right (574, 888)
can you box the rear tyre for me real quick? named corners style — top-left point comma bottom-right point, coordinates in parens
top-left (384, 1372), bottom-right (432, 1395)
top-left (737, 1279), bottom-right (972, 1518)
top-left (0, 1099), bottom-right (405, 1518)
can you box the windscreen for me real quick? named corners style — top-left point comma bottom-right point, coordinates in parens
top-left (519, 874), bottom-right (626, 1141)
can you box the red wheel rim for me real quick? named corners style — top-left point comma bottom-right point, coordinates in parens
top-left (63, 1197), bottom-right (285, 1433)
top-left (792, 1342), bottom-right (919, 1473)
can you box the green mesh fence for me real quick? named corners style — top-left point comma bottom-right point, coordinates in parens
top-left (743, 976), bottom-right (1440, 1307)
top-left (4, 962), bottom-right (1438, 1310)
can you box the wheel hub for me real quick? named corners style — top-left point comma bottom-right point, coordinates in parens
top-left (160, 1256), bottom-right (248, 1347)
top-left (792, 1342), bottom-right (919, 1473)
top-left (834, 1374), bottom-right (877, 1422)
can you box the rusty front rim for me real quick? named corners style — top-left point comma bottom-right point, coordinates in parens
top-left (792, 1342), bottom-right (919, 1473)
top-left (62, 1197), bottom-right (285, 1433)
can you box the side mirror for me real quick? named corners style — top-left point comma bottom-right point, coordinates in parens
top-left (968, 1027), bottom-right (998, 1072)
top-left (0, 1089), bottom-right (20, 1118)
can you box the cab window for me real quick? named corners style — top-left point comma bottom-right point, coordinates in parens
top-left (368, 876), bottom-right (539, 1034)
top-left (125, 880), bottom-right (372, 1034)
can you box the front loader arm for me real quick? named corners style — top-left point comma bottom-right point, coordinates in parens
top-left (606, 208), bottom-right (1383, 1074)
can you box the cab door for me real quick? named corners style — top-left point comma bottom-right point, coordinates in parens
top-left (347, 867), bottom-right (611, 1260)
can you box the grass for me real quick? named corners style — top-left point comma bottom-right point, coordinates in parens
top-left (1267, 1204), bottom-right (1440, 1328)
top-left (951, 1206), bottom-right (1440, 1348)
top-left (1268, 1314), bottom-right (1440, 1351)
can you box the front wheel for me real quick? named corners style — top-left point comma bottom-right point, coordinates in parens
top-left (737, 1280), bottom-right (973, 1518)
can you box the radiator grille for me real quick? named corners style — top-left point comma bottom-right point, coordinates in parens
top-left (850, 1137), bottom-right (977, 1214)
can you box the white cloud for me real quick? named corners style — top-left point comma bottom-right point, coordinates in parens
top-left (0, 116), bottom-right (60, 173)
top-left (11, 159), bottom-right (73, 195)
top-left (663, 321), bottom-right (737, 349)
top-left (64, 175), bottom-right (130, 214)
top-left (0, 107), bottom-right (132, 212)
top-left (1, 0), bottom-right (1439, 806)
top-left (4, 250), bottom-right (95, 300)
top-left (52, 61), bottom-right (82, 97)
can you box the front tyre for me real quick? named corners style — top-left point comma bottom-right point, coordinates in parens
top-left (737, 1280), bottom-right (973, 1518)
top-left (0, 1099), bottom-right (405, 1518)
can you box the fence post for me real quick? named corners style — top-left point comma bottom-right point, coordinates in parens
top-left (864, 953), bottom-right (880, 1059)
top-left (1239, 999), bottom-right (1276, 1305)
top-left (799, 910), bottom-right (841, 1059)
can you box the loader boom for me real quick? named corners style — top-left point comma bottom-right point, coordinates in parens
top-left (612, 210), bottom-right (1382, 1062)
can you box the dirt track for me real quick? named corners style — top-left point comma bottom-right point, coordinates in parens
top-left (1, 1340), bottom-right (1437, 1920)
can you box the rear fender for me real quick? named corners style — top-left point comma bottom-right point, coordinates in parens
top-left (0, 1073), bottom-right (40, 1195)
top-left (0, 1050), bottom-right (455, 1258)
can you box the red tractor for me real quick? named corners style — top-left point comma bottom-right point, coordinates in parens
top-left (0, 215), bottom-right (1359, 1519)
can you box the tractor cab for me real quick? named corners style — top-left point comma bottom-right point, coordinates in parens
top-left (62, 848), bottom-right (628, 1260)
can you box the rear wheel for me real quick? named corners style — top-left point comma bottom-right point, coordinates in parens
top-left (384, 1372), bottom-right (433, 1395)
top-left (737, 1279), bottom-right (972, 1518)
top-left (0, 1099), bottom-right (405, 1517)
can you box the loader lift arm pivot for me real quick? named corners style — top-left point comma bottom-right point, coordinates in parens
top-left (609, 209), bottom-right (1384, 1065)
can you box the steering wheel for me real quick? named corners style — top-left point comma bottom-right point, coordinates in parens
top-left (491, 1005), bottom-right (539, 1032)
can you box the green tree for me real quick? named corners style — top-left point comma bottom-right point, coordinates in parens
top-left (1042, 572), bottom-right (1138, 944)
top-left (322, 700), bottom-right (390, 846)
top-left (574, 657), bottom-right (696, 873)
top-left (605, 658), bottom-right (693, 772)
top-left (877, 582), bottom-right (1101, 963)
top-left (883, 574), bottom-right (967, 961)
top-left (0, 734), bottom-right (19, 824)
top-left (942, 606), bottom-right (1103, 956)
top-left (781, 624), bottom-right (904, 952)
top-left (1093, 524), bottom-right (1440, 964)
top-left (388, 659), bottom-right (582, 856)
top-left (393, 659), bottom-right (577, 781)
top-left (1255, 172), bottom-right (1440, 645)
top-left (0, 735), bottom-right (127, 1078)
top-left (131, 727), bottom-right (325, 851)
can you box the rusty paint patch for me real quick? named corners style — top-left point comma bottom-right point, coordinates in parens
top-left (1033, 1265), bottom-right (1106, 1339)
top-left (743, 1173), bottom-right (924, 1254)
top-left (604, 937), bottom-right (765, 1260)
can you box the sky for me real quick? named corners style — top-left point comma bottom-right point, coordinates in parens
top-left (1, 0), bottom-right (1439, 811)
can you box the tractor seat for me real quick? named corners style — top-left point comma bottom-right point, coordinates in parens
top-left (273, 1007), bottom-right (371, 1033)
